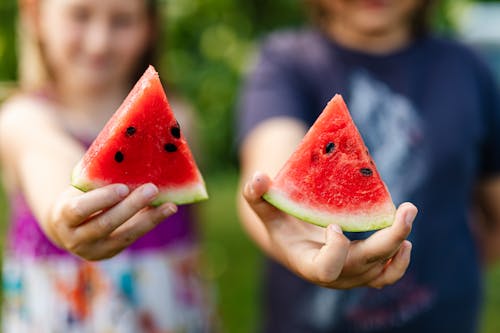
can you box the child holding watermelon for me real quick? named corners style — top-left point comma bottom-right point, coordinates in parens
top-left (238, 0), bottom-right (500, 332)
top-left (0, 0), bottom-right (214, 332)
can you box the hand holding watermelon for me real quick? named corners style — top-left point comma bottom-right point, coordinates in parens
top-left (243, 172), bottom-right (417, 289)
top-left (59, 65), bottom-right (207, 260)
top-left (238, 94), bottom-right (417, 288)
top-left (46, 183), bottom-right (177, 260)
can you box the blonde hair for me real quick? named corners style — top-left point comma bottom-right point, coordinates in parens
top-left (17, 0), bottom-right (50, 92)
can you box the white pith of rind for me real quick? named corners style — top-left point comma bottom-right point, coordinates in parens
top-left (150, 182), bottom-right (208, 206)
top-left (262, 187), bottom-right (395, 232)
top-left (71, 161), bottom-right (208, 206)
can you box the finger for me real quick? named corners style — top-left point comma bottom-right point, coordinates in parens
top-left (368, 240), bottom-right (412, 289)
top-left (302, 224), bottom-right (349, 285)
top-left (243, 172), bottom-right (286, 226)
top-left (63, 184), bottom-right (130, 227)
top-left (108, 202), bottom-right (178, 249)
top-left (347, 202), bottom-right (417, 265)
top-left (77, 183), bottom-right (159, 239)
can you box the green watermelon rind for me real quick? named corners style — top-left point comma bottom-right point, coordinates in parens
top-left (262, 187), bottom-right (395, 232)
top-left (71, 162), bottom-right (208, 206)
top-left (150, 182), bottom-right (208, 206)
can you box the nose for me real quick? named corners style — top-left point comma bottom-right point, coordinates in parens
top-left (84, 20), bottom-right (111, 57)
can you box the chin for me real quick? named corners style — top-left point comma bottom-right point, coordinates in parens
top-left (74, 77), bottom-right (113, 94)
top-left (352, 16), bottom-right (400, 36)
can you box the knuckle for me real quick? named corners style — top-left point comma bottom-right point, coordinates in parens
top-left (315, 265), bottom-right (342, 285)
top-left (96, 215), bottom-right (114, 234)
top-left (338, 236), bottom-right (350, 250)
top-left (391, 266), bottom-right (406, 282)
top-left (122, 232), bottom-right (138, 246)
top-left (149, 214), bottom-right (165, 227)
top-left (101, 246), bottom-right (124, 260)
top-left (369, 281), bottom-right (385, 290)
top-left (79, 247), bottom-right (118, 261)
top-left (130, 190), bottom-right (152, 208)
top-left (64, 199), bottom-right (86, 221)
top-left (317, 272), bottom-right (338, 286)
top-left (129, 198), bottom-right (145, 212)
top-left (366, 254), bottom-right (388, 265)
top-left (84, 252), bottom-right (105, 261)
top-left (65, 239), bottom-right (82, 255)
top-left (394, 222), bottom-right (411, 240)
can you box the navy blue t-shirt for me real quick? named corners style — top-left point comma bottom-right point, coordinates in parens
top-left (237, 28), bottom-right (500, 333)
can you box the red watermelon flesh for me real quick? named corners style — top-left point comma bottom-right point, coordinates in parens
top-left (262, 94), bottom-right (395, 231)
top-left (71, 65), bottom-right (208, 205)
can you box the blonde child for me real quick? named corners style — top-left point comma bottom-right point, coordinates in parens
top-left (238, 0), bottom-right (500, 332)
top-left (0, 0), bottom-right (213, 332)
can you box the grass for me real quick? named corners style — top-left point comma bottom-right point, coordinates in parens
top-left (482, 264), bottom-right (500, 333)
top-left (197, 170), bottom-right (263, 333)
top-left (1, 171), bottom-right (500, 332)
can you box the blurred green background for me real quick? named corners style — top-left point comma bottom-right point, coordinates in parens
top-left (1, 0), bottom-right (500, 332)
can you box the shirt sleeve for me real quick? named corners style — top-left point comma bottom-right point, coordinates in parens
top-left (236, 33), bottom-right (312, 144)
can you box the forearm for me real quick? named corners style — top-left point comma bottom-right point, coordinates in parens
top-left (0, 98), bottom-right (84, 236)
top-left (237, 117), bottom-right (307, 260)
top-left (474, 177), bottom-right (500, 265)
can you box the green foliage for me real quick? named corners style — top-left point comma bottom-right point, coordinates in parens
top-left (0, 0), bottom-right (17, 82)
top-left (160, 0), bottom-right (305, 172)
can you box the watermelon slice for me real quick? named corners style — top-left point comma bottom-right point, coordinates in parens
top-left (262, 94), bottom-right (395, 231)
top-left (71, 65), bottom-right (208, 206)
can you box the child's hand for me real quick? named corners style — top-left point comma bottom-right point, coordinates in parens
top-left (243, 172), bottom-right (417, 289)
top-left (45, 183), bottom-right (177, 260)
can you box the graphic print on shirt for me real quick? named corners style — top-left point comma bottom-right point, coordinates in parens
top-left (301, 70), bottom-right (434, 332)
top-left (348, 70), bottom-right (427, 204)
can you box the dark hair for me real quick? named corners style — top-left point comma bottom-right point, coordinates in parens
top-left (304, 0), bottom-right (435, 38)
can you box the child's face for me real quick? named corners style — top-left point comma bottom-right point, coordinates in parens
top-left (323, 0), bottom-right (421, 36)
top-left (37, 0), bottom-right (152, 92)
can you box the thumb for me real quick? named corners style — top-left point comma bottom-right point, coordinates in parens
top-left (242, 172), bottom-right (286, 226)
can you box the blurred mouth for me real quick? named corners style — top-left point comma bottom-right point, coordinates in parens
top-left (359, 0), bottom-right (390, 10)
top-left (81, 56), bottom-right (112, 71)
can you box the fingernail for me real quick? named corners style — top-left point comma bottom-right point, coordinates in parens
top-left (328, 224), bottom-right (343, 235)
top-left (253, 172), bottom-right (262, 183)
top-left (142, 183), bottom-right (158, 199)
top-left (162, 204), bottom-right (177, 216)
top-left (406, 241), bottom-right (413, 252)
top-left (402, 242), bottom-right (412, 259)
top-left (405, 211), bottom-right (416, 227)
top-left (116, 184), bottom-right (129, 197)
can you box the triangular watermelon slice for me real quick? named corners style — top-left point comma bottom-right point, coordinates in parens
top-left (71, 65), bottom-right (208, 206)
top-left (262, 94), bottom-right (395, 231)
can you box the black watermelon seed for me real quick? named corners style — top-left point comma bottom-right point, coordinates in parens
top-left (325, 142), bottom-right (335, 154)
top-left (170, 126), bottom-right (181, 139)
top-left (125, 126), bottom-right (136, 137)
top-left (114, 151), bottom-right (124, 163)
top-left (164, 143), bottom-right (177, 152)
top-left (360, 168), bottom-right (373, 176)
